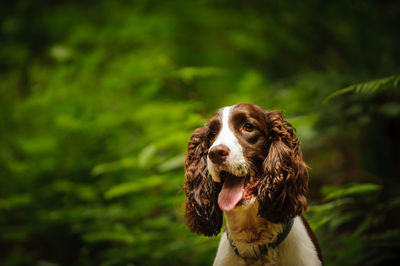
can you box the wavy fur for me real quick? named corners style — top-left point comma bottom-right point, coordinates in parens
top-left (257, 110), bottom-right (308, 223)
top-left (184, 127), bottom-right (223, 236)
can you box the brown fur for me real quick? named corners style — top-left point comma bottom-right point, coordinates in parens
top-left (184, 127), bottom-right (223, 236)
top-left (257, 110), bottom-right (308, 223)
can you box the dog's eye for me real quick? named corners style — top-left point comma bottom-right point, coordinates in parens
top-left (243, 123), bottom-right (255, 132)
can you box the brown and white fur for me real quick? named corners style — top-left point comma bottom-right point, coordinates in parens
top-left (184, 103), bottom-right (323, 266)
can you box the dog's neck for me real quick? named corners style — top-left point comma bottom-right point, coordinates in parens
top-left (225, 198), bottom-right (283, 246)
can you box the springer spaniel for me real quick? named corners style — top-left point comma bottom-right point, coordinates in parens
top-left (184, 103), bottom-right (323, 266)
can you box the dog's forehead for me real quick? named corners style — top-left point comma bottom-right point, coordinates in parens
top-left (230, 104), bottom-right (266, 123)
top-left (206, 105), bottom-right (232, 125)
top-left (233, 103), bottom-right (265, 114)
top-left (207, 104), bottom-right (266, 126)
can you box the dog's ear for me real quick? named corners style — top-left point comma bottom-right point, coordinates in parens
top-left (184, 127), bottom-right (222, 236)
top-left (257, 110), bottom-right (308, 223)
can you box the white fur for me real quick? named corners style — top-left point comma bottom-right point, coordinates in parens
top-left (213, 216), bottom-right (321, 266)
top-left (213, 232), bottom-right (242, 266)
top-left (278, 217), bottom-right (321, 266)
top-left (207, 106), bottom-right (247, 182)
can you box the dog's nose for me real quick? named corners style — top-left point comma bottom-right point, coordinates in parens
top-left (208, 144), bottom-right (230, 164)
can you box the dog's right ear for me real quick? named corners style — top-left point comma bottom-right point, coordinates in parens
top-left (184, 127), bottom-right (222, 237)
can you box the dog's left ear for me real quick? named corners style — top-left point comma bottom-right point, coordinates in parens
top-left (257, 110), bottom-right (308, 224)
top-left (184, 127), bottom-right (223, 236)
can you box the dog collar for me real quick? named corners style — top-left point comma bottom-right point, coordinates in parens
top-left (226, 218), bottom-right (294, 260)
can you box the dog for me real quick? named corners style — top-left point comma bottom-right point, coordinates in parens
top-left (184, 103), bottom-right (322, 265)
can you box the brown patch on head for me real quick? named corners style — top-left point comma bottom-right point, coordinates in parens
top-left (229, 103), bottom-right (270, 176)
top-left (205, 110), bottom-right (222, 146)
top-left (228, 104), bottom-right (308, 223)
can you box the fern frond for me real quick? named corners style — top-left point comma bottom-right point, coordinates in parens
top-left (325, 74), bottom-right (400, 102)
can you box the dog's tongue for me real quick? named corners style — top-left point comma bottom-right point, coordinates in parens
top-left (218, 176), bottom-right (244, 212)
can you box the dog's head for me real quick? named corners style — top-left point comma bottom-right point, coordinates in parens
top-left (184, 103), bottom-right (308, 236)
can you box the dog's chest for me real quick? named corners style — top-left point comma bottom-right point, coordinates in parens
top-left (224, 203), bottom-right (284, 265)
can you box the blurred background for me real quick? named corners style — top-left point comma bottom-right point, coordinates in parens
top-left (1, 0), bottom-right (399, 265)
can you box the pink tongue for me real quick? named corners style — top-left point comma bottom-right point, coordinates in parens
top-left (218, 177), bottom-right (244, 212)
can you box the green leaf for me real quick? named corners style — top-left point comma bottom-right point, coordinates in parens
top-left (325, 74), bottom-right (400, 101)
top-left (158, 154), bottom-right (184, 172)
top-left (0, 194), bottom-right (32, 210)
top-left (92, 157), bottom-right (138, 176)
top-left (329, 212), bottom-right (360, 230)
top-left (308, 198), bottom-right (354, 212)
top-left (83, 232), bottom-right (134, 244)
top-left (172, 66), bottom-right (227, 82)
top-left (139, 145), bottom-right (157, 168)
top-left (379, 102), bottom-right (400, 117)
top-left (323, 184), bottom-right (381, 201)
top-left (104, 175), bottom-right (164, 199)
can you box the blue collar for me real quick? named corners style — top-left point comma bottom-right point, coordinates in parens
top-left (226, 218), bottom-right (294, 260)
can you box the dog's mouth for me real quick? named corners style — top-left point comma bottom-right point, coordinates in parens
top-left (217, 170), bottom-right (260, 212)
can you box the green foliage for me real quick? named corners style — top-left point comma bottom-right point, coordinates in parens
top-left (325, 75), bottom-right (400, 101)
top-left (307, 183), bottom-right (400, 266)
top-left (322, 183), bottom-right (381, 201)
top-left (0, 0), bottom-right (399, 265)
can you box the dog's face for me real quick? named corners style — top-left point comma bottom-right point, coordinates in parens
top-left (205, 104), bottom-right (270, 212)
top-left (184, 103), bottom-right (308, 236)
